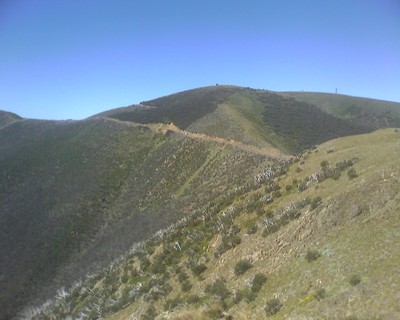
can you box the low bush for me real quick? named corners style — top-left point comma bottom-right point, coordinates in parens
top-left (206, 279), bottom-right (230, 300)
top-left (251, 273), bottom-right (267, 293)
top-left (234, 259), bottom-right (253, 276)
top-left (350, 274), bottom-right (361, 286)
top-left (265, 298), bottom-right (282, 315)
top-left (305, 249), bottom-right (320, 262)
top-left (348, 168), bottom-right (358, 179)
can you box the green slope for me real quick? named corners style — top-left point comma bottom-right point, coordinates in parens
top-left (28, 128), bottom-right (400, 320)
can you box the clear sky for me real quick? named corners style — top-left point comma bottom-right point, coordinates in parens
top-left (1, 0), bottom-right (399, 120)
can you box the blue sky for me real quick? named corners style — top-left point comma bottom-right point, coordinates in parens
top-left (1, 0), bottom-right (399, 120)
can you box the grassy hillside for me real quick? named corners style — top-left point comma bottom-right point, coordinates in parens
top-left (281, 91), bottom-right (400, 129)
top-left (25, 128), bottom-right (400, 320)
top-left (0, 117), bottom-right (274, 320)
top-left (102, 86), bottom-right (398, 153)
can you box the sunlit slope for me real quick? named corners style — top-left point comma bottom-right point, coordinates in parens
top-left (101, 86), bottom-right (397, 153)
top-left (0, 117), bottom-right (275, 320)
top-left (32, 128), bottom-right (400, 320)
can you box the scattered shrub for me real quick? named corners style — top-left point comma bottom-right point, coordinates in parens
top-left (206, 279), bottom-right (230, 300)
top-left (305, 249), bottom-right (320, 262)
top-left (181, 280), bottom-right (192, 292)
top-left (189, 261), bottom-right (207, 277)
top-left (262, 224), bottom-right (280, 237)
top-left (143, 306), bottom-right (157, 320)
top-left (251, 273), bottom-right (267, 293)
top-left (315, 288), bottom-right (326, 300)
top-left (285, 184), bottom-right (293, 192)
top-left (234, 260), bottom-right (253, 276)
top-left (310, 196), bottom-right (322, 210)
top-left (348, 168), bottom-right (358, 179)
top-left (320, 160), bottom-right (329, 168)
top-left (265, 298), bottom-right (282, 315)
top-left (246, 223), bottom-right (258, 235)
top-left (350, 274), bottom-right (361, 286)
top-left (234, 288), bottom-right (255, 303)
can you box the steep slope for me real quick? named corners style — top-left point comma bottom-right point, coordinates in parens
top-left (281, 91), bottom-right (400, 129)
top-left (0, 117), bottom-right (276, 320)
top-left (26, 128), bottom-right (400, 320)
top-left (101, 86), bottom-right (397, 153)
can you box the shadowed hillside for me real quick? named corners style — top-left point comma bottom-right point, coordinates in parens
top-left (0, 117), bottom-right (275, 320)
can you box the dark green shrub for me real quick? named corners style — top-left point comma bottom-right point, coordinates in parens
top-left (265, 298), bottom-right (282, 315)
top-left (234, 259), bottom-right (253, 276)
top-left (181, 280), bottom-right (192, 292)
top-left (251, 273), bottom-right (267, 293)
top-left (177, 271), bottom-right (189, 283)
top-left (305, 249), bottom-right (320, 262)
top-left (189, 261), bottom-right (207, 277)
top-left (350, 274), bottom-right (361, 286)
top-left (233, 288), bottom-right (255, 303)
top-left (246, 222), bottom-right (258, 235)
top-left (310, 196), bottom-right (322, 210)
top-left (185, 294), bottom-right (200, 305)
top-left (206, 279), bottom-right (230, 300)
top-left (348, 168), bottom-right (358, 179)
top-left (320, 160), bottom-right (329, 168)
top-left (315, 288), bottom-right (326, 300)
top-left (143, 306), bottom-right (157, 320)
top-left (262, 223), bottom-right (280, 237)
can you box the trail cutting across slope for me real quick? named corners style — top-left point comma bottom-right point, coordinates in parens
top-left (103, 117), bottom-right (289, 160)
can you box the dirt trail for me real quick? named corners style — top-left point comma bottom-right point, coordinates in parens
top-left (104, 117), bottom-right (289, 160)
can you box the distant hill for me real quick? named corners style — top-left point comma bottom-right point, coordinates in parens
top-left (280, 91), bottom-right (400, 129)
top-left (0, 110), bottom-right (22, 128)
top-left (102, 86), bottom-right (400, 153)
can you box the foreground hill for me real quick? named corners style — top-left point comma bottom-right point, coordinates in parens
top-left (100, 86), bottom-right (400, 153)
top-left (25, 128), bottom-right (400, 319)
top-left (0, 116), bottom-right (277, 319)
